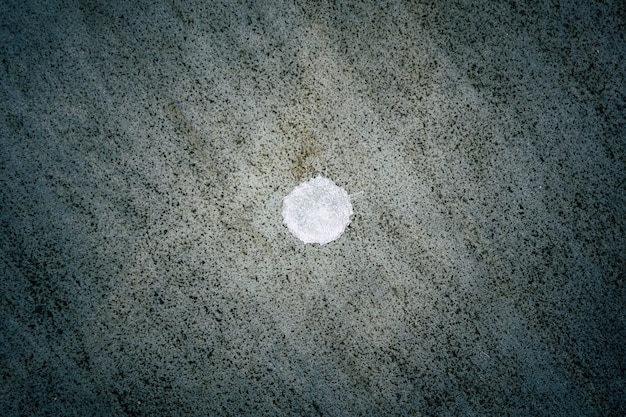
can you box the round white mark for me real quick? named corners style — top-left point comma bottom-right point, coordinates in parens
top-left (282, 175), bottom-right (353, 245)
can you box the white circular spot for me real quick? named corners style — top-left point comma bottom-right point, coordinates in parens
top-left (282, 176), bottom-right (353, 245)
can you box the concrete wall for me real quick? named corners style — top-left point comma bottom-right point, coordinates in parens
top-left (1, 0), bottom-right (624, 415)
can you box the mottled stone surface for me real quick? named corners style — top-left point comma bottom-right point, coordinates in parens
top-left (1, 0), bottom-right (624, 415)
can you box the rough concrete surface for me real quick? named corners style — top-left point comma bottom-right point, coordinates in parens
top-left (1, 0), bottom-right (624, 415)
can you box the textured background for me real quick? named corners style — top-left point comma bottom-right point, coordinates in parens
top-left (1, 0), bottom-right (625, 415)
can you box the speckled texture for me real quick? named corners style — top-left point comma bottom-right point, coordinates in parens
top-left (1, 0), bottom-right (624, 416)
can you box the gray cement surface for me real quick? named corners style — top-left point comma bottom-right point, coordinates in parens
top-left (1, 0), bottom-right (625, 415)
